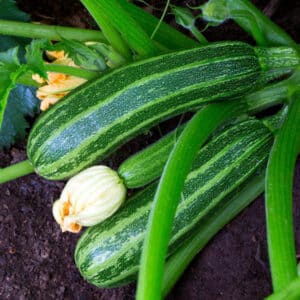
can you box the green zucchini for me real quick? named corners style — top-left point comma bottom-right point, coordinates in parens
top-left (27, 42), bottom-right (298, 180)
top-left (118, 125), bottom-right (185, 188)
top-left (74, 117), bottom-right (273, 288)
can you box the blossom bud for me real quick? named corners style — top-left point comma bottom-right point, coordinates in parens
top-left (52, 166), bottom-right (126, 233)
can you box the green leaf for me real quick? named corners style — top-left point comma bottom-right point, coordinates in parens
top-left (0, 47), bottom-right (28, 127)
top-left (0, 0), bottom-right (40, 149)
top-left (0, 0), bottom-right (30, 52)
top-left (25, 39), bottom-right (51, 78)
top-left (0, 46), bottom-right (20, 72)
top-left (0, 0), bottom-right (29, 21)
top-left (0, 84), bottom-right (39, 149)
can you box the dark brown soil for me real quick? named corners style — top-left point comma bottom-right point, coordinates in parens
top-left (1, 1), bottom-right (300, 299)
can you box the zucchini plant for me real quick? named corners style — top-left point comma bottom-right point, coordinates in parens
top-left (75, 113), bottom-right (274, 287)
top-left (0, 0), bottom-right (299, 299)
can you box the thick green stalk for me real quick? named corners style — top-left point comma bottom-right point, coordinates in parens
top-left (80, 0), bottom-right (132, 61)
top-left (162, 173), bottom-right (265, 296)
top-left (0, 160), bottom-right (34, 184)
top-left (265, 92), bottom-right (300, 292)
top-left (118, 0), bottom-right (199, 50)
top-left (136, 101), bottom-right (244, 300)
top-left (45, 64), bottom-right (99, 80)
top-left (0, 20), bottom-right (106, 43)
top-left (266, 277), bottom-right (300, 300)
top-left (201, 0), bottom-right (297, 48)
top-left (245, 70), bottom-right (300, 114)
top-left (225, 0), bottom-right (298, 48)
top-left (81, 0), bottom-right (159, 58)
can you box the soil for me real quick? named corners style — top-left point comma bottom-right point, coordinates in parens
top-left (1, 0), bottom-right (300, 299)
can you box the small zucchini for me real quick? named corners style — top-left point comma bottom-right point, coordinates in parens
top-left (118, 124), bottom-right (185, 188)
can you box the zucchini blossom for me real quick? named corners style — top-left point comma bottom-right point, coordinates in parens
top-left (52, 166), bottom-right (126, 233)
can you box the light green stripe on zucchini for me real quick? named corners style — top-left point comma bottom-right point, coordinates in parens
top-left (74, 118), bottom-right (273, 288)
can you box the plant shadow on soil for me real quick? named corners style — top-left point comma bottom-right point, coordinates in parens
top-left (1, 0), bottom-right (300, 299)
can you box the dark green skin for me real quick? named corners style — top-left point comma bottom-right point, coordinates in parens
top-left (27, 42), bottom-right (263, 180)
top-left (75, 118), bottom-right (273, 288)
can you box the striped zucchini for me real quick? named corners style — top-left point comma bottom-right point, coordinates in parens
top-left (27, 42), bottom-right (298, 180)
top-left (118, 125), bottom-right (185, 188)
top-left (75, 117), bottom-right (273, 287)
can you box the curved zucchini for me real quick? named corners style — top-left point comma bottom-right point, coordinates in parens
top-left (27, 42), bottom-right (298, 180)
top-left (75, 118), bottom-right (273, 288)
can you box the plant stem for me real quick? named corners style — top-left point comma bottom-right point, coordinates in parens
top-left (81, 0), bottom-right (159, 58)
top-left (118, 0), bottom-right (199, 50)
top-left (245, 69), bottom-right (300, 114)
top-left (150, 0), bottom-right (170, 40)
top-left (45, 64), bottom-right (99, 80)
top-left (162, 173), bottom-right (265, 297)
top-left (266, 277), bottom-right (300, 300)
top-left (0, 20), bottom-right (106, 43)
top-left (80, 0), bottom-right (132, 62)
top-left (190, 26), bottom-right (208, 44)
top-left (0, 160), bottom-right (34, 184)
top-left (136, 101), bottom-right (244, 300)
top-left (265, 91), bottom-right (300, 292)
top-left (226, 0), bottom-right (298, 48)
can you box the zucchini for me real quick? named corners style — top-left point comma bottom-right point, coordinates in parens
top-left (75, 117), bottom-right (273, 288)
top-left (27, 42), bottom-right (299, 180)
top-left (118, 125), bottom-right (185, 188)
top-left (27, 42), bottom-right (298, 180)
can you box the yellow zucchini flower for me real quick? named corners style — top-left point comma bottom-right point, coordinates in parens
top-left (32, 50), bottom-right (87, 111)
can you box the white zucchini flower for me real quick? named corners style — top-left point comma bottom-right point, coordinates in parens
top-left (52, 166), bottom-right (126, 233)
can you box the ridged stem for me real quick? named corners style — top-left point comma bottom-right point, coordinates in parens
top-left (245, 69), bottom-right (300, 114)
top-left (266, 92), bottom-right (300, 292)
top-left (81, 0), bottom-right (159, 58)
top-left (266, 277), bottom-right (300, 300)
top-left (0, 160), bottom-right (34, 184)
top-left (226, 0), bottom-right (298, 48)
top-left (80, 0), bottom-right (132, 62)
top-left (136, 101), bottom-right (244, 300)
top-left (0, 20), bottom-right (106, 43)
top-left (162, 173), bottom-right (265, 296)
